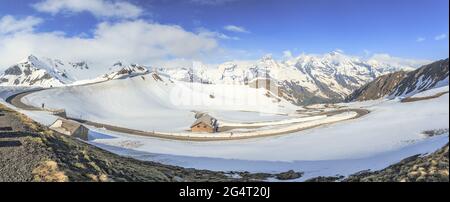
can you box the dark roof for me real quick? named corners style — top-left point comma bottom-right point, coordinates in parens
top-left (190, 114), bottom-right (218, 128)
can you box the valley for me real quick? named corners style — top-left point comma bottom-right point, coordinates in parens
top-left (0, 54), bottom-right (448, 181)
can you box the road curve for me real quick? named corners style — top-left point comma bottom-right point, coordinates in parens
top-left (5, 88), bottom-right (45, 111)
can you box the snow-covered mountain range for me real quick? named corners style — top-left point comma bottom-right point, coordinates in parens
top-left (0, 52), bottom-right (419, 105)
top-left (160, 51), bottom-right (416, 104)
top-left (0, 55), bottom-right (150, 87)
top-left (0, 55), bottom-right (78, 87)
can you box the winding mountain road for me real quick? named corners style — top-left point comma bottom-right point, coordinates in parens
top-left (5, 88), bottom-right (370, 141)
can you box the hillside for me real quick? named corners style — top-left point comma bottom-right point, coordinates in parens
top-left (347, 59), bottom-right (449, 101)
top-left (346, 71), bottom-right (409, 102)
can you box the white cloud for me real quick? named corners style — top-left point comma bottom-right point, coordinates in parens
top-left (368, 53), bottom-right (431, 68)
top-left (190, 0), bottom-right (239, 5)
top-left (0, 15), bottom-right (43, 35)
top-left (282, 50), bottom-right (293, 59)
top-left (0, 17), bottom-right (221, 70)
top-left (32, 0), bottom-right (143, 19)
top-left (196, 27), bottom-right (240, 40)
top-left (434, 34), bottom-right (447, 40)
top-left (416, 37), bottom-right (425, 42)
top-left (224, 25), bottom-right (250, 33)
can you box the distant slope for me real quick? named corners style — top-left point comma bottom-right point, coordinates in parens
top-left (391, 59), bottom-right (449, 97)
top-left (0, 55), bottom-right (74, 87)
top-left (347, 59), bottom-right (449, 101)
top-left (346, 71), bottom-right (409, 102)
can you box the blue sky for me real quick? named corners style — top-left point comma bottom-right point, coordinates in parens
top-left (146, 0), bottom-right (450, 59)
top-left (0, 0), bottom-right (448, 68)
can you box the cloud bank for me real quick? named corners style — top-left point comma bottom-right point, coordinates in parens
top-left (224, 25), bottom-right (250, 33)
top-left (0, 15), bottom-right (43, 35)
top-left (0, 16), bottom-right (220, 70)
top-left (434, 34), bottom-right (447, 41)
top-left (32, 0), bottom-right (143, 19)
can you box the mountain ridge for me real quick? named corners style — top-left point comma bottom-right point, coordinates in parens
top-left (158, 52), bottom-right (416, 105)
top-left (0, 52), bottom-right (423, 105)
top-left (347, 58), bottom-right (449, 101)
top-left (0, 55), bottom-right (151, 87)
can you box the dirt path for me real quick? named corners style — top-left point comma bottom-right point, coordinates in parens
top-left (6, 89), bottom-right (370, 141)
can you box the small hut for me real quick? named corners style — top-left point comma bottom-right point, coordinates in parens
top-left (49, 118), bottom-right (89, 140)
top-left (190, 114), bottom-right (218, 133)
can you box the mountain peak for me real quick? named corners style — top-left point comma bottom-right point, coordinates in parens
top-left (27, 54), bottom-right (38, 60)
top-left (261, 54), bottom-right (274, 61)
top-left (18, 54), bottom-right (40, 64)
top-left (113, 61), bottom-right (123, 67)
top-left (329, 49), bottom-right (344, 56)
top-left (102, 64), bottom-right (150, 80)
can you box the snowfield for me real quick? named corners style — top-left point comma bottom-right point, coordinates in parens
top-left (410, 85), bottom-right (449, 98)
top-left (85, 91), bottom-right (448, 158)
top-left (0, 78), bottom-right (448, 181)
top-left (84, 91), bottom-right (448, 180)
top-left (21, 74), bottom-right (298, 132)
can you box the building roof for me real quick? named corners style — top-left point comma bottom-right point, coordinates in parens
top-left (190, 114), bottom-right (218, 129)
top-left (50, 118), bottom-right (86, 134)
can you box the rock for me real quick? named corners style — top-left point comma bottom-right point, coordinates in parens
top-left (407, 171), bottom-right (420, 178)
top-left (172, 176), bottom-right (185, 182)
top-left (304, 176), bottom-right (344, 182)
top-left (342, 144), bottom-right (449, 182)
top-left (275, 170), bottom-right (303, 180)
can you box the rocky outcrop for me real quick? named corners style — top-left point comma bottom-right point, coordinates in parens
top-left (275, 170), bottom-right (303, 180)
top-left (102, 64), bottom-right (150, 80)
top-left (344, 144), bottom-right (449, 182)
top-left (303, 143), bottom-right (449, 182)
